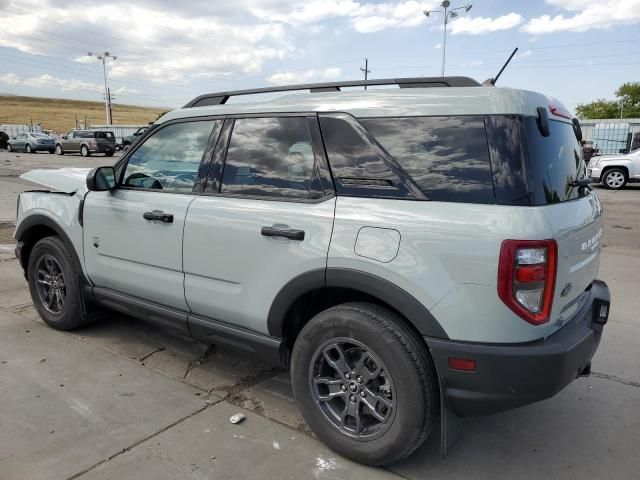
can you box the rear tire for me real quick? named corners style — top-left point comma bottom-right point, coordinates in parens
top-left (55, 144), bottom-right (63, 155)
top-left (81, 145), bottom-right (90, 157)
top-left (27, 236), bottom-right (96, 330)
top-left (25, 144), bottom-right (32, 153)
top-left (602, 168), bottom-right (627, 190)
top-left (291, 302), bottom-right (438, 466)
top-left (105, 151), bottom-right (114, 157)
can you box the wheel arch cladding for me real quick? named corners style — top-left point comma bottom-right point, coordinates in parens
top-left (267, 268), bottom-right (449, 343)
top-left (603, 165), bottom-right (628, 179)
top-left (15, 214), bottom-right (82, 278)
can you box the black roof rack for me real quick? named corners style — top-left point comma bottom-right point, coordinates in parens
top-left (183, 76), bottom-right (480, 108)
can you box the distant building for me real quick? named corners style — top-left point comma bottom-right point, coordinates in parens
top-left (580, 118), bottom-right (640, 154)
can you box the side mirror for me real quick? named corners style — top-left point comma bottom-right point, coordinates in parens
top-left (87, 166), bottom-right (116, 191)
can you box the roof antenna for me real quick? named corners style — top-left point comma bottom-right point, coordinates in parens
top-left (483, 47), bottom-right (518, 86)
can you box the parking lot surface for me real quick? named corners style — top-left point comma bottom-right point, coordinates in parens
top-left (1, 148), bottom-right (639, 479)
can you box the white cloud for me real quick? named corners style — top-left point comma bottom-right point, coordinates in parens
top-left (449, 13), bottom-right (523, 35)
top-left (519, 49), bottom-right (532, 57)
top-left (267, 67), bottom-right (342, 84)
top-left (0, 72), bottom-right (139, 94)
top-left (522, 0), bottom-right (640, 34)
top-left (0, 0), bottom-right (292, 86)
top-left (0, 73), bottom-right (21, 85)
top-left (251, 1), bottom-right (438, 34)
top-left (434, 43), bottom-right (442, 49)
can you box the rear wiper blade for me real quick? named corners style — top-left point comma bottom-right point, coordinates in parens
top-left (570, 178), bottom-right (592, 188)
top-left (570, 178), bottom-right (593, 196)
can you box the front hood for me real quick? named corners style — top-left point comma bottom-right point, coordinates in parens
top-left (20, 168), bottom-right (92, 194)
top-left (596, 154), bottom-right (632, 163)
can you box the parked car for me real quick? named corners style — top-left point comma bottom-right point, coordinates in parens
top-left (6, 132), bottom-right (55, 153)
top-left (588, 147), bottom-right (640, 189)
top-left (55, 130), bottom-right (116, 157)
top-left (122, 126), bottom-right (149, 150)
top-left (0, 131), bottom-right (8, 150)
top-left (14, 77), bottom-right (610, 466)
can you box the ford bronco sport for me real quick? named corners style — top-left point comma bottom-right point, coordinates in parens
top-left (15, 77), bottom-right (610, 466)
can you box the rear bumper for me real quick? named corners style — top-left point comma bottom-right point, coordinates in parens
top-left (426, 280), bottom-right (610, 416)
top-left (93, 144), bottom-right (115, 153)
top-left (33, 144), bottom-right (55, 151)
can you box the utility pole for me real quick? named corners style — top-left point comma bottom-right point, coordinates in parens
top-left (88, 51), bottom-right (117, 125)
top-left (424, 2), bottom-right (473, 76)
top-left (360, 58), bottom-right (370, 90)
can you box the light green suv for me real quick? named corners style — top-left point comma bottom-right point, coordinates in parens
top-left (14, 77), bottom-right (610, 466)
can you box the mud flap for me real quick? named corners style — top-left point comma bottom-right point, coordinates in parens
top-left (439, 377), bottom-right (464, 457)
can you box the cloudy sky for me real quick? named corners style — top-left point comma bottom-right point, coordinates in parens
top-left (0, 0), bottom-right (639, 112)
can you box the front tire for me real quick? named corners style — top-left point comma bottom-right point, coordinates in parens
top-left (602, 168), bottom-right (627, 190)
top-left (55, 144), bottom-right (64, 155)
top-left (7, 143), bottom-right (12, 152)
top-left (81, 145), bottom-right (90, 157)
top-left (291, 302), bottom-right (438, 466)
top-left (27, 236), bottom-right (96, 330)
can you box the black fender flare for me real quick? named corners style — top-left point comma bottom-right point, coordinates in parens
top-left (267, 268), bottom-right (449, 340)
top-left (15, 214), bottom-right (83, 277)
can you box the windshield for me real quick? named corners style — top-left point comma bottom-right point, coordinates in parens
top-left (524, 118), bottom-right (586, 205)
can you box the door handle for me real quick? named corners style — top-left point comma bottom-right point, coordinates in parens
top-left (143, 210), bottom-right (174, 223)
top-left (261, 226), bottom-right (305, 241)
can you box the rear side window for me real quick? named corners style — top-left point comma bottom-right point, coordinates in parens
top-left (523, 118), bottom-right (585, 204)
top-left (220, 117), bottom-right (316, 199)
top-left (361, 116), bottom-right (494, 203)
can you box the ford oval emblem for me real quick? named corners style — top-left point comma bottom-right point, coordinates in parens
top-left (560, 283), bottom-right (572, 297)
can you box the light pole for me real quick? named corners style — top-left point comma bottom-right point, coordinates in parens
top-left (88, 51), bottom-right (117, 125)
top-left (424, 2), bottom-right (472, 77)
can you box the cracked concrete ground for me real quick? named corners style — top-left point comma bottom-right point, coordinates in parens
top-left (1, 149), bottom-right (639, 479)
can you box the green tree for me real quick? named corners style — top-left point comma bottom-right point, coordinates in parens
top-left (576, 82), bottom-right (640, 119)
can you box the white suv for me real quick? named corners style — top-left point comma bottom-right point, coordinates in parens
top-left (15, 77), bottom-right (610, 466)
top-left (588, 147), bottom-right (640, 189)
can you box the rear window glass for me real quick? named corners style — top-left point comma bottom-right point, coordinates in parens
top-left (95, 131), bottom-right (114, 139)
top-left (523, 118), bottom-right (585, 204)
top-left (361, 116), bottom-right (494, 203)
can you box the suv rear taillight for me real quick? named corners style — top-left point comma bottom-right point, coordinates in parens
top-left (498, 240), bottom-right (557, 325)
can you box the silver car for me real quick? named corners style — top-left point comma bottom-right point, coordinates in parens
top-left (7, 133), bottom-right (56, 154)
top-left (589, 147), bottom-right (640, 189)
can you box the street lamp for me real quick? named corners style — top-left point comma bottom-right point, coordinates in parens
top-left (88, 51), bottom-right (117, 125)
top-left (424, 1), bottom-right (472, 77)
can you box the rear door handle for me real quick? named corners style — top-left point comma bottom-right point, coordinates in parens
top-left (143, 210), bottom-right (174, 223)
top-left (261, 226), bottom-right (305, 241)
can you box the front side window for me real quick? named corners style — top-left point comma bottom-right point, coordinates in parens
top-left (122, 120), bottom-right (219, 193)
top-left (361, 116), bottom-right (494, 203)
top-left (220, 117), bottom-right (316, 199)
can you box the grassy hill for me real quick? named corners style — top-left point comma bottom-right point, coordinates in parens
top-left (0, 95), bottom-right (168, 133)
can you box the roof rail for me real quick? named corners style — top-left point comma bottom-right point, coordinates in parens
top-left (183, 76), bottom-right (480, 108)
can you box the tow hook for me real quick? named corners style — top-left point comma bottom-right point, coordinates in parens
top-left (579, 362), bottom-right (591, 377)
